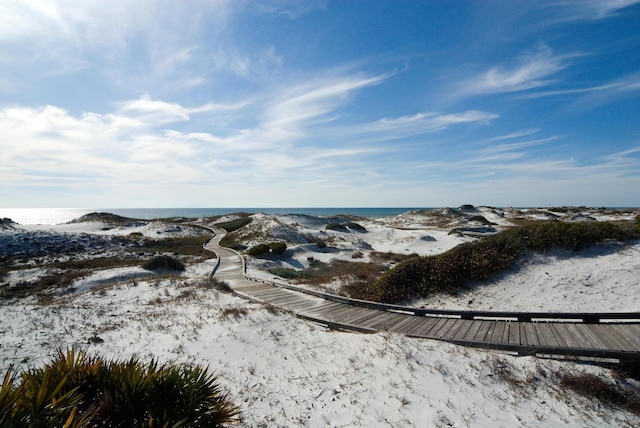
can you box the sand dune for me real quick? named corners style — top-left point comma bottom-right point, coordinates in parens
top-left (1, 207), bottom-right (639, 427)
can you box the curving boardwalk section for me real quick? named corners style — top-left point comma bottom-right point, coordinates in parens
top-left (198, 224), bottom-right (640, 365)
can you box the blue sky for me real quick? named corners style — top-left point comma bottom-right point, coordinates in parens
top-left (1, 0), bottom-right (639, 208)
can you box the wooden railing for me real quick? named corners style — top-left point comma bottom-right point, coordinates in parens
top-left (254, 279), bottom-right (640, 324)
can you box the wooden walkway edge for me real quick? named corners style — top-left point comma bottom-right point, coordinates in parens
top-left (195, 224), bottom-right (640, 365)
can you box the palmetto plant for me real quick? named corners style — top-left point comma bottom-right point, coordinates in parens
top-left (0, 349), bottom-right (240, 427)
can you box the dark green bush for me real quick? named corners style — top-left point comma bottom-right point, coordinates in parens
top-left (0, 349), bottom-right (240, 427)
top-left (247, 242), bottom-right (287, 257)
top-left (268, 267), bottom-right (305, 279)
top-left (142, 255), bottom-right (186, 271)
top-left (345, 222), bottom-right (367, 232)
top-left (326, 222), bottom-right (366, 233)
top-left (326, 223), bottom-right (348, 232)
top-left (468, 215), bottom-right (495, 225)
top-left (246, 243), bottom-right (270, 257)
top-left (214, 216), bottom-right (252, 232)
top-left (268, 242), bottom-right (287, 255)
top-left (369, 220), bottom-right (638, 304)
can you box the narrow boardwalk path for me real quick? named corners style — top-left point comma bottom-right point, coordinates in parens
top-left (199, 225), bottom-right (640, 365)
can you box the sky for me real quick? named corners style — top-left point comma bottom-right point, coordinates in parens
top-left (1, 0), bottom-right (639, 208)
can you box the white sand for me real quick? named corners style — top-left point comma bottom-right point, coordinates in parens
top-left (1, 208), bottom-right (639, 427)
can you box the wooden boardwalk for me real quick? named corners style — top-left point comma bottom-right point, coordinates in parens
top-left (198, 225), bottom-right (640, 365)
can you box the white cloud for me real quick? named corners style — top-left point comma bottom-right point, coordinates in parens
top-left (355, 110), bottom-right (499, 139)
top-left (459, 45), bottom-right (570, 96)
top-left (489, 129), bottom-right (541, 141)
top-left (552, 0), bottom-right (640, 21)
top-left (253, 0), bottom-right (328, 19)
top-left (0, 0), bottom-right (235, 93)
top-left (519, 73), bottom-right (640, 107)
top-left (115, 94), bottom-right (247, 126)
top-left (261, 73), bottom-right (386, 140)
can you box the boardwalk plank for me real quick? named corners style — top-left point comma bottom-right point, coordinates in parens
top-left (392, 316), bottom-right (430, 336)
top-left (474, 320), bottom-right (494, 343)
top-left (523, 323), bottom-right (540, 347)
top-left (464, 320), bottom-right (484, 342)
top-left (586, 324), bottom-right (632, 351)
top-left (312, 304), bottom-right (357, 321)
top-left (339, 308), bottom-right (386, 326)
top-left (536, 323), bottom-right (561, 347)
top-left (410, 318), bottom-right (443, 338)
top-left (607, 324), bottom-right (640, 351)
top-left (360, 312), bottom-right (409, 331)
top-left (448, 319), bottom-right (475, 340)
top-left (488, 321), bottom-right (506, 344)
top-left (420, 317), bottom-right (450, 338)
top-left (507, 323), bottom-right (520, 345)
top-left (337, 307), bottom-right (379, 324)
top-left (434, 318), bottom-right (461, 339)
top-left (551, 324), bottom-right (580, 348)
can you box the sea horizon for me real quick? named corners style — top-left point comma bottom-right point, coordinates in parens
top-left (2, 205), bottom-right (637, 226)
top-left (0, 207), bottom-right (433, 225)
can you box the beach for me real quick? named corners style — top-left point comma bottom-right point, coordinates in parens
top-left (1, 206), bottom-right (639, 427)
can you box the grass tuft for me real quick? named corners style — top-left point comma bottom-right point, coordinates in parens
top-left (558, 369), bottom-right (640, 415)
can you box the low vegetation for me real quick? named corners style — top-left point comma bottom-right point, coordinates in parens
top-left (325, 222), bottom-right (367, 233)
top-left (269, 259), bottom-right (384, 292)
top-left (143, 234), bottom-right (211, 258)
top-left (361, 220), bottom-right (640, 303)
top-left (142, 255), bottom-right (186, 271)
top-left (246, 242), bottom-right (287, 257)
top-left (217, 215), bottom-right (254, 250)
top-left (214, 215), bottom-right (252, 233)
top-left (198, 277), bottom-right (234, 293)
top-left (488, 355), bottom-right (640, 417)
top-left (1, 270), bottom-right (87, 299)
top-left (0, 348), bottom-right (240, 427)
top-left (558, 369), bottom-right (640, 415)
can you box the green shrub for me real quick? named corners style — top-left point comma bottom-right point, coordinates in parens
top-left (268, 242), bottom-right (287, 255)
top-left (368, 220), bottom-right (638, 304)
top-left (142, 255), bottom-right (186, 271)
top-left (268, 267), bottom-right (306, 279)
top-left (345, 222), bottom-right (367, 232)
top-left (468, 215), bottom-right (495, 225)
top-left (325, 223), bottom-right (348, 232)
top-left (246, 242), bottom-right (287, 257)
top-left (214, 216), bottom-right (252, 232)
top-left (246, 243), bottom-right (270, 257)
top-left (0, 349), bottom-right (240, 427)
top-left (326, 222), bottom-right (366, 233)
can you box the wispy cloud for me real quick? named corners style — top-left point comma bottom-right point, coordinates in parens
top-left (489, 129), bottom-right (542, 141)
top-left (482, 136), bottom-right (561, 155)
top-left (0, 0), bottom-right (236, 94)
top-left (261, 73), bottom-right (387, 138)
top-left (519, 73), bottom-right (640, 106)
top-left (346, 110), bottom-right (499, 142)
top-left (116, 94), bottom-right (247, 126)
top-left (458, 44), bottom-right (572, 96)
top-left (547, 0), bottom-right (640, 22)
top-left (253, 0), bottom-right (328, 19)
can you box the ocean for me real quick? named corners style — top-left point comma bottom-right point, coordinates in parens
top-left (0, 207), bottom-right (429, 225)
